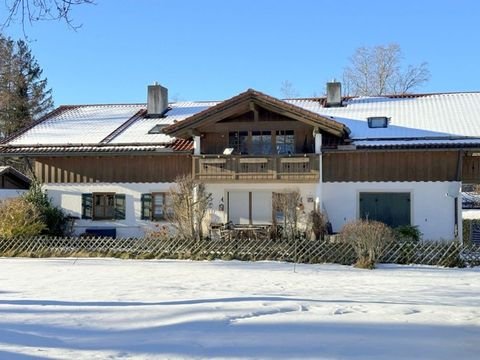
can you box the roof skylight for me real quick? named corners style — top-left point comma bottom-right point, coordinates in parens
top-left (367, 117), bottom-right (390, 128)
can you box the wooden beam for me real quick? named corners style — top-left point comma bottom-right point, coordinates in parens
top-left (171, 102), bottom-right (251, 138)
top-left (250, 101), bottom-right (259, 122)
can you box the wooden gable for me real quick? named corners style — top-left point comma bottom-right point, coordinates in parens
top-left (0, 166), bottom-right (31, 189)
top-left (163, 89), bottom-right (350, 139)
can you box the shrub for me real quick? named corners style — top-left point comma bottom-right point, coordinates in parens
top-left (394, 225), bottom-right (422, 242)
top-left (340, 220), bottom-right (394, 269)
top-left (23, 181), bottom-right (68, 236)
top-left (308, 209), bottom-right (328, 240)
top-left (0, 198), bottom-right (45, 237)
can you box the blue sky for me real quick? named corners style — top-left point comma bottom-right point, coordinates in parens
top-left (4, 0), bottom-right (480, 106)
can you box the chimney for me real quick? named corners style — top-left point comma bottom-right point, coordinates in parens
top-left (147, 82), bottom-right (168, 117)
top-left (325, 81), bottom-right (342, 107)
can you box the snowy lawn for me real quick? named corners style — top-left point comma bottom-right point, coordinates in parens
top-left (0, 258), bottom-right (479, 360)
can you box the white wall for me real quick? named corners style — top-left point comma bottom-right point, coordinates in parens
top-left (44, 183), bottom-right (175, 238)
top-left (44, 180), bottom-right (462, 241)
top-left (0, 189), bottom-right (27, 200)
top-left (322, 181), bottom-right (462, 241)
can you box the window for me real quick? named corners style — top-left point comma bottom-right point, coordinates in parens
top-left (81, 193), bottom-right (126, 220)
top-left (228, 131), bottom-right (248, 154)
top-left (251, 131), bottom-right (272, 155)
top-left (367, 116), bottom-right (389, 128)
top-left (141, 192), bottom-right (173, 220)
top-left (227, 129), bottom-right (297, 155)
top-left (359, 192), bottom-right (410, 228)
top-left (276, 130), bottom-right (295, 154)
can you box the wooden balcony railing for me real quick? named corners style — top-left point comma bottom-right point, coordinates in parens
top-left (193, 154), bottom-right (320, 182)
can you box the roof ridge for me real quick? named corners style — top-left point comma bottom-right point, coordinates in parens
top-left (290, 91), bottom-right (480, 102)
top-left (56, 103), bottom-right (147, 107)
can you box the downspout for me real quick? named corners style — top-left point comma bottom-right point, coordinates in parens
top-left (315, 130), bottom-right (322, 213)
top-left (455, 150), bottom-right (464, 242)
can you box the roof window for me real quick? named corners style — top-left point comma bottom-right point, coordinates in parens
top-left (148, 124), bottom-right (167, 134)
top-left (367, 116), bottom-right (389, 128)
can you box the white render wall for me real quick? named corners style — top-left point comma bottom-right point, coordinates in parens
top-left (0, 189), bottom-right (27, 200)
top-left (322, 181), bottom-right (462, 241)
top-left (43, 181), bottom-right (462, 241)
top-left (44, 183), bottom-right (175, 238)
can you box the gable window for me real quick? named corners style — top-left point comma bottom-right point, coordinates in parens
top-left (82, 193), bottom-right (126, 220)
top-left (367, 116), bottom-right (389, 128)
top-left (251, 131), bottom-right (272, 155)
top-left (276, 130), bottom-right (295, 154)
top-left (228, 131), bottom-right (248, 154)
top-left (359, 192), bottom-right (410, 228)
top-left (141, 192), bottom-right (173, 220)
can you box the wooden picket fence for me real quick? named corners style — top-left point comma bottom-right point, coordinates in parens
top-left (0, 235), bottom-right (479, 267)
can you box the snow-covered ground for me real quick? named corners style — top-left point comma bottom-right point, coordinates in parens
top-left (0, 259), bottom-right (479, 360)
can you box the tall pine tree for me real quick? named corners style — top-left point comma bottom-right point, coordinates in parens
top-left (0, 34), bottom-right (53, 139)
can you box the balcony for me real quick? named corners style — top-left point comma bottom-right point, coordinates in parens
top-left (193, 154), bottom-right (320, 182)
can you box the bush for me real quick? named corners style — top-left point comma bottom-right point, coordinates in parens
top-left (340, 220), bottom-right (394, 269)
top-left (0, 198), bottom-right (46, 237)
top-left (23, 181), bottom-right (68, 236)
top-left (308, 209), bottom-right (328, 240)
top-left (394, 225), bottom-right (422, 242)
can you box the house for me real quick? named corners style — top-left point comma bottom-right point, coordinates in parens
top-left (1, 82), bottom-right (480, 240)
top-left (0, 166), bottom-right (31, 200)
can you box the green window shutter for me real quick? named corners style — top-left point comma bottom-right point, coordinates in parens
top-left (81, 193), bottom-right (93, 219)
top-left (141, 193), bottom-right (152, 220)
top-left (114, 194), bottom-right (126, 220)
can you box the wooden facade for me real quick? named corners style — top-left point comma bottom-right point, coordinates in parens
top-left (323, 150), bottom-right (462, 182)
top-left (31, 150), bottom-right (476, 184)
top-left (462, 154), bottom-right (480, 183)
top-left (199, 110), bottom-right (341, 155)
top-left (34, 155), bottom-right (191, 183)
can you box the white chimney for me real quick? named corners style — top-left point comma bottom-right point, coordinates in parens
top-left (326, 81), bottom-right (342, 107)
top-left (147, 82), bottom-right (168, 117)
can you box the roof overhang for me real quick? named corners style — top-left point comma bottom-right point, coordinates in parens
top-left (0, 139), bottom-right (193, 157)
top-left (163, 89), bottom-right (350, 139)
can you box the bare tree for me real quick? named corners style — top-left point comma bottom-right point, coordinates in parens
top-left (168, 175), bottom-right (212, 241)
top-left (2, 0), bottom-right (94, 31)
top-left (280, 80), bottom-right (299, 99)
top-left (273, 191), bottom-right (303, 239)
top-left (343, 43), bottom-right (430, 96)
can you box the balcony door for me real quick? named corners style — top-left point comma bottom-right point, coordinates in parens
top-left (227, 191), bottom-right (273, 225)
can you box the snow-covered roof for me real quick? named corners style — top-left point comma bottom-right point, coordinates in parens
top-left (111, 102), bottom-right (218, 144)
top-left (9, 104), bottom-right (145, 145)
top-left (0, 102), bottom-right (218, 156)
top-left (2, 91), bottom-right (480, 151)
top-left (289, 92), bottom-right (480, 147)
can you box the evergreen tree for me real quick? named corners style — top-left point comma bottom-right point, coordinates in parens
top-left (0, 34), bottom-right (53, 139)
